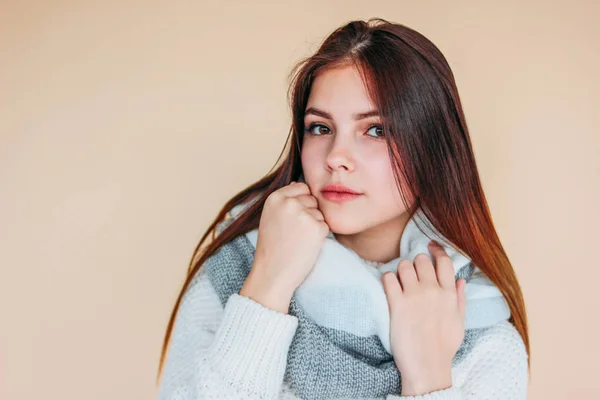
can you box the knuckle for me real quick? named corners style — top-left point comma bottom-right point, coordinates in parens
top-left (414, 253), bottom-right (431, 264)
top-left (268, 190), bottom-right (283, 202)
top-left (437, 254), bottom-right (451, 263)
top-left (294, 182), bottom-right (309, 193)
top-left (319, 222), bottom-right (330, 235)
top-left (438, 261), bottom-right (453, 273)
top-left (382, 271), bottom-right (397, 283)
top-left (424, 286), bottom-right (439, 298)
top-left (397, 260), bottom-right (413, 271)
top-left (283, 197), bottom-right (299, 210)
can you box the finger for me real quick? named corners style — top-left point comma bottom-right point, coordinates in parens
top-left (382, 272), bottom-right (402, 311)
top-left (428, 241), bottom-right (455, 289)
top-left (318, 220), bottom-right (331, 235)
top-left (396, 259), bottom-right (418, 291)
top-left (456, 278), bottom-right (466, 321)
top-left (413, 253), bottom-right (438, 285)
top-left (295, 194), bottom-right (319, 209)
top-left (304, 207), bottom-right (325, 221)
top-left (283, 181), bottom-right (311, 197)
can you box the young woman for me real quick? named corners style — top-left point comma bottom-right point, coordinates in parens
top-left (157, 18), bottom-right (530, 399)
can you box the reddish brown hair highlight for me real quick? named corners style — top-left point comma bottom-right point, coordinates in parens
top-left (157, 18), bottom-right (530, 384)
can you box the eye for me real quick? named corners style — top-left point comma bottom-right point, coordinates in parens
top-left (366, 124), bottom-right (385, 138)
top-left (304, 123), bottom-right (331, 136)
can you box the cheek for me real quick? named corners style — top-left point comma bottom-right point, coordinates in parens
top-left (300, 139), bottom-right (325, 172)
top-left (364, 157), bottom-right (395, 188)
top-left (366, 159), bottom-right (409, 207)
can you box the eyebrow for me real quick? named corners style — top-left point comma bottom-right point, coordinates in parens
top-left (304, 107), bottom-right (381, 121)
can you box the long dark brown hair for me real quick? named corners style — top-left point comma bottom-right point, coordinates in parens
top-left (157, 17), bottom-right (530, 383)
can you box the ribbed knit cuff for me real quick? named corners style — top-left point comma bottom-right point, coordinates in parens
top-left (204, 293), bottom-right (299, 398)
top-left (387, 386), bottom-right (461, 399)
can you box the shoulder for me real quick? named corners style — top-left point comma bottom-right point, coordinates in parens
top-left (177, 266), bottom-right (225, 334)
top-left (473, 320), bottom-right (528, 361)
top-left (453, 320), bottom-right (529, 394)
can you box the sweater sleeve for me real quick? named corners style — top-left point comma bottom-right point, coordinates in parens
top-left (157, 267), bottom-right (300, 400)
top-left (385, 320), bottom-right (529, 400)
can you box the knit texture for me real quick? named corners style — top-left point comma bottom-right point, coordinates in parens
top-left (195, 202), bottom-right (512, 399)
top-left (157, 266), bottom-right (529, 399)
top-left (237, 206), bottom-right (512, 352)
top-left (158, 199), bottom-right (527, 399)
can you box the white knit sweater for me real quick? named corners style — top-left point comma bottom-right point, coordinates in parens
top-left (158, 266), bottom-right (529, 400)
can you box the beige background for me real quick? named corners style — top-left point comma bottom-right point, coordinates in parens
top-left (1, 1), bottom-right (599, 399)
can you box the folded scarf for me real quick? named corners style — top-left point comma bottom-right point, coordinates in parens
top-left (205, 199), bottom-right (510, 399)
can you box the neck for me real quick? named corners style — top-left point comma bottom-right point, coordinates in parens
top-left (333, 212), bottom-right (411, 264)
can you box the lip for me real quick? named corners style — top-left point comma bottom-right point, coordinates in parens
top-left (321, 184), bottom-right (362, 195)
top-left (322, 191), bottom-right (362, 203)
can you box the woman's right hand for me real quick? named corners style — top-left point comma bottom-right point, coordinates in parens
top-left (239, 181), bottom-right (330, 314)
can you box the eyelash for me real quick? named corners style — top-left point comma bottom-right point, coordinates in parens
top-left (303, 123), bottom-right (385, 139)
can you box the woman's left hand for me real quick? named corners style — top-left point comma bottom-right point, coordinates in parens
top-left (381, 240), bottom-right (466, 396)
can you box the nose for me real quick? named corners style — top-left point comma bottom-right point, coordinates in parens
top-left (325, 135), bottom-right (355, 173)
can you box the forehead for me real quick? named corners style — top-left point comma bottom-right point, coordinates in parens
top-left (306, 65), bottom-right (377, 118)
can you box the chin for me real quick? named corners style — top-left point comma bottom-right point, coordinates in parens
top-left (322, 212), bottom-right (365, 235)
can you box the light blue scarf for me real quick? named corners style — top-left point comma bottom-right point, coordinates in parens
top-left (205, 200), bottom-right (510, 399)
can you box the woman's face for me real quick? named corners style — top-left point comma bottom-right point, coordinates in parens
top-left (301, 64), bottom-right (411, 236)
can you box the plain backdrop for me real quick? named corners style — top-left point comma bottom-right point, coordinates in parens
top-left (1, 1), bottom-right (599, 399)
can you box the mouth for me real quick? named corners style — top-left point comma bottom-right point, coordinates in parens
top-left (320, 183), bottom-right (362, 195)
top-left (321, 191), bottom-right (363, 203)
